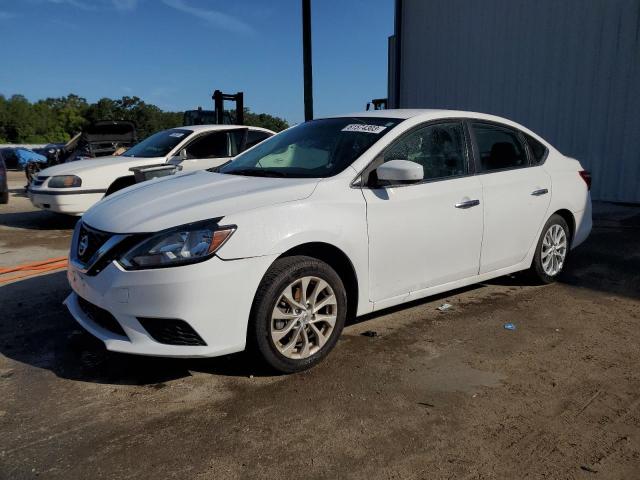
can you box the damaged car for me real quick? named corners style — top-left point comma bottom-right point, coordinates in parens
top-left (24, 120), bottom-right (138, 183)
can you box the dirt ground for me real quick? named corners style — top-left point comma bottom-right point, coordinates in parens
top-left (1, 170), bottom-right (640, 479)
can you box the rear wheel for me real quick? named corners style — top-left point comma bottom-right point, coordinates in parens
top-left (528, 214), bottom-right (570, 283)
top-left (248, 256), bottom-right (347, 373)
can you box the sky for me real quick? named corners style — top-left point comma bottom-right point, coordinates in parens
top-left (0, 0), bottom-right (394, 124)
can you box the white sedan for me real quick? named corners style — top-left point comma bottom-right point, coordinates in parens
top-left (28, 125), bottom-right (274, 215)
top-left (64, 110), bottom-right (592, 372)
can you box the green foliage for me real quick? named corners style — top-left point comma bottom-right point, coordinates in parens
top-left (0, 94), bottom-right (288, 144)
top-left (242, 108), bottom-right (289, 132)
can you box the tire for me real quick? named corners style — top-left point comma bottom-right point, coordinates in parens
top-left (248, 255), bottom-right (347, 373)
top-left (528, 214), bottom-right (571, 284)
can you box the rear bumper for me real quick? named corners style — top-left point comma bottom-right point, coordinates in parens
top-left (28, 189), bottom-right (105, 215)
top-left (572, 197), bottom-right (592, 249)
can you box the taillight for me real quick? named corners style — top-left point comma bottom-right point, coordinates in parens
top-left (579, 170), bottom-right (591, 190)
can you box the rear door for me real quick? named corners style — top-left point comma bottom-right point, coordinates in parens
top-left (362, 121), bottom-right (484, 303)
top-left (470, 122), bottom-right (551, 273)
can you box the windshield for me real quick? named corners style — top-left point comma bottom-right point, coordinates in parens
top-left (122, 129), bottom-right (192, 158)
top-left (219, 117), bottom-right (402, 178)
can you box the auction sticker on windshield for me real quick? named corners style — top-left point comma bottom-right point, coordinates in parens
top-left (169, 132), bottom-right (185, 138)
top-left (342, 124), bottom-right (387, 134)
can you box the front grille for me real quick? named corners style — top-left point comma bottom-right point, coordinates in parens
top-left (76, 223), bottom-right (112, 264)
top-left (33, 175), bottom-right (49, 187)
top-left (137, 318), bottom-right (207, 346)
top-left (77, 296), bottom-right (128, 338)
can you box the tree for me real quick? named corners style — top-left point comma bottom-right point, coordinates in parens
top-left (242, 108), bottom-right (289, 132)
top-left (0, 94), bottom-right (289, 143)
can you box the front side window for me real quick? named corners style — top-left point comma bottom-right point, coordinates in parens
top-left (473, 123), bottom-right (527, 172)
top-left (185, 132), bottom-right (229, 159)
top-left (123, 129), bottom-right (192, 158)
top-left (381, 122), bottom-right (468, 181)
top-left (220, 117), bottom-right (402, 178)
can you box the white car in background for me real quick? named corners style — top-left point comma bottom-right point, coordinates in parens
top-left (28, 125), bottom-right (274, 215)
top-left (65, 109), bottom-right (592, 373)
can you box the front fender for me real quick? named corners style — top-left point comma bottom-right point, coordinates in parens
top-left (216, 187), bottom-right (372, 315)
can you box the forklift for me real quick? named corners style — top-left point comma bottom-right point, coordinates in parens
top-left (183, 90), bottom-right (245, 126)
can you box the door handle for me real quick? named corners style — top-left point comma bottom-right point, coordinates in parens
top-left (455, 199), bottom-right (480, 209)
top-left (531, 188), bottom-right (549, 196)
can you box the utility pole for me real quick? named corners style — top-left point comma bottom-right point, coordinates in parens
top-left (302, 0), bottom-right (313, 121)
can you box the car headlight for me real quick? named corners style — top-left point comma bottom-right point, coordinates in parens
top-left (48, 175), bottom-right (82, 188)
top-left (118, 219), bottom-right (236, 270)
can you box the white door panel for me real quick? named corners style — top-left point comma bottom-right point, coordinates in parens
top-left (479, 166), bottom-right (551, 273)
top-left (363, 176), bottom-right (483, 303)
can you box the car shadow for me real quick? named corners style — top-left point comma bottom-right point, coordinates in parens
top-left (346, 284), bottom-right (483, 328)
top-left (0, 271), bottom-right (273, 386)
top-left (8, 187), bottom-right (28, 198)
top-left (0, 210), bottom-right (78, 230)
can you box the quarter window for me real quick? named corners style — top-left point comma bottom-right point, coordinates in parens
top-left (524, 133), bottom-right (548, 165)
top-left (381, 122), bottom-right (468, 181)
top-left (472, 123), bottom-right (527, 172)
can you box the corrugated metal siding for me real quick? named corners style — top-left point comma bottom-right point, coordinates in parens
top-left (396, 0), bottom-right (640, 203)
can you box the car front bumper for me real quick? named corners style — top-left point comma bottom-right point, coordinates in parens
top-left (29, 189), bottom-right (105, 216)
top-left (65, 254), bottom-right (278, 357)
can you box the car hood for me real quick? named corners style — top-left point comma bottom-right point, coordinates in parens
top-left (82, 170), bottom-right (320, 233)
top-left (39, 156), bottom-right (165, 177)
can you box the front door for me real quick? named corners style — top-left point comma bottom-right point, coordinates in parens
top-left (362, 121), bottom-right (484, 303)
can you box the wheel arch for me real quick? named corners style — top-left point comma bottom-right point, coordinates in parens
top-left (552, 208), bottom-right (576, 243)
top-left (276, 242), bottom-right (359, 320)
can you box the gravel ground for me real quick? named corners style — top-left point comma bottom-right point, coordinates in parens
top-left (1, 169), bottom-right (639, 479)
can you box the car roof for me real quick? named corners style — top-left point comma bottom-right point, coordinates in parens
top-left (323, 109), bottom-right (545, 140)
top-left (326, 108), bottom-right (521, 124)
top-left (179, 124), bottom-right (274, 134)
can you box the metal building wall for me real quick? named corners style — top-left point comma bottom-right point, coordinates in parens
top-left (392, 0), bottom-right (640, 203)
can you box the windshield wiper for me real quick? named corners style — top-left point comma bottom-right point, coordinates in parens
top-left (225, 168), bottom-right (287, 178)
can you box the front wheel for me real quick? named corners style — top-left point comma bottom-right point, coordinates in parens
top-left (528, 214), bottom-right (570, 284)
top-left (248, 256), bottom-right (347, 373)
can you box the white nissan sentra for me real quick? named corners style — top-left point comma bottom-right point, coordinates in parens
top-left (65, 110), bottom-right (592, 372)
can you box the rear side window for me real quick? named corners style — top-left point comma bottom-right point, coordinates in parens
top-left (382, 122), bottom-right (468, 181)
top-left (524, 133), bottom-right (548, 165)
top-left (472, 123), bottom-right (527, 172)
top-left (246, 130), bottom-right (273, 149)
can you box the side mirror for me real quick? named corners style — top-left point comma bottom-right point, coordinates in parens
top-left (375, 160), bottom-right (423, 184)
top-left (179, 148), bottom-right (188, 161)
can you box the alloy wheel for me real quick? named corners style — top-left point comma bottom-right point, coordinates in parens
top-left (270, 276), bottom-right (337, 360)
top-left (541, 224), bottom-right (567, 276)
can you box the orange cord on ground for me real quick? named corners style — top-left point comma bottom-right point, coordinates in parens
top-left (0, 256), bottom-right (68, 284)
